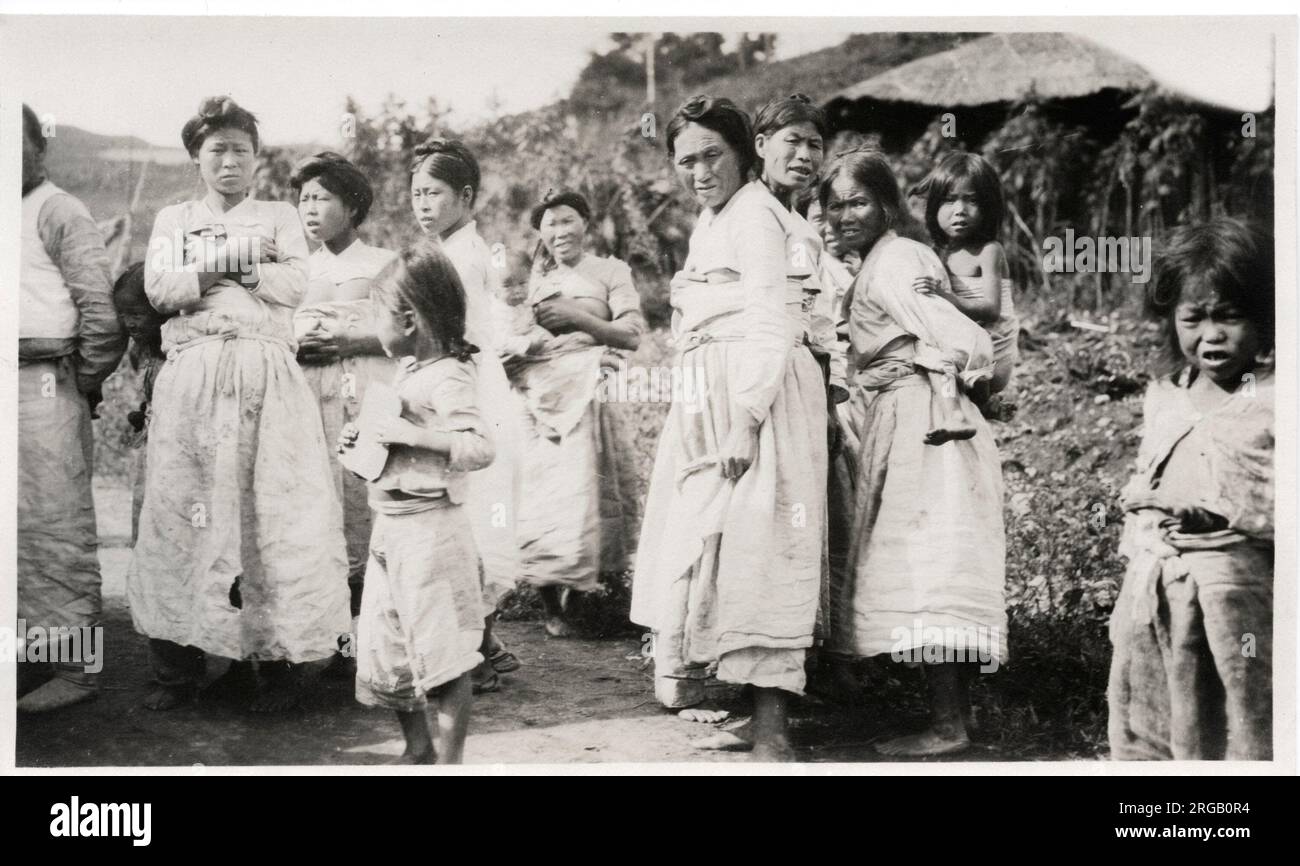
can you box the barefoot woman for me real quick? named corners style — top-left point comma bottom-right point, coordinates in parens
top-left (631, 96), bottom-right (828, 762)
top-left (824, 149), bottom-right (1007, 756)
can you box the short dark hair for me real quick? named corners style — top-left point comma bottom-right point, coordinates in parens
top-left (923, 152), bottom-right (1004, 247)
top-left (22, 103), bottom-right (46, 155)
top-left (530, 189), bottom-right (591, 230)
top-left (753, 93), bottom-right (827, 140)
top-left (290, 151), bottom-right (375, 227)
top-left (1147, 217), bottom-right (1275, 364)
top-left (181, 96), bottom-right (260, 157)
top-left (372, 242), bottom-right (478, 362)
top-left (818, 148), bottom-right (904, 231)
top-left (410, 137), bottom-right (481, 206)
top-left (665, 94), bottom-right (756, 180)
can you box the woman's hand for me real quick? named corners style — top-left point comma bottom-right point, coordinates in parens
top-left (337, 422), bottom-right (360, 453)
top-left (534, 297), bottom-right (592, 335)
top-left (256, 238), bottom-right (280, 263)
top-left (1173, 504), bottom-right (1229, 534)
top-left (718, 422), bottom-right (760, 479)
top-left (372, 415), bottom-right (424, 448)
top-left (298, 317), bottom-right (349, 362)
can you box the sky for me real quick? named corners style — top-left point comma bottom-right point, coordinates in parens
top-left (1, 12), bottom-right (1282, 150)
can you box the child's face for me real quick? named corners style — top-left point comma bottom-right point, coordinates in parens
top-left (298, 178), bottom-right (355, 245)
top-left (194, 128), bottom-right (256, 199)
top-left (937, 177), bottom-right (981, 242)
top-left (410, 169), bottom-right (471, 238)
top-left (1174, 292), bottom-right (1262, 388)
top-left (117, 303), bottom-right (164, 343)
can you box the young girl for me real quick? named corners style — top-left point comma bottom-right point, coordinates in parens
top-left (111, 262), bottom-right (168, 542)
top-left (408, 138), bottom-right (523, 688)
top-left (291, 151), bottom-right (397, 622)
top-left (129, 97), bottom-right (350, 712)
top-left (338, 245), bottom-right (494, 765)
top-left (1108, 218), bottom-right (1274, 761)
top-left (913, 152), bottom-right (1019, 399)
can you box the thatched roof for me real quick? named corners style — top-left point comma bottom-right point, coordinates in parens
top-left (831, 32), bottom-right (1153, 107)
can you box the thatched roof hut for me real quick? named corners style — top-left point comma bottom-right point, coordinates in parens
top-left (832, 32), bottom-right (1152, 107)
top-left (823, 32), bottom-right (1159, 149)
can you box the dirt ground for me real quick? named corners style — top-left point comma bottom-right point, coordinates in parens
top-left (17, 485), bottom-right (1023, 768)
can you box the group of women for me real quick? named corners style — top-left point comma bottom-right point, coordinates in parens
top-left (122, 92), bottom-right (1006, 760)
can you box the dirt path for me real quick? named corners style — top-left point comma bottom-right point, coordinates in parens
top-left (17, 486), bottom-right (1016, 767)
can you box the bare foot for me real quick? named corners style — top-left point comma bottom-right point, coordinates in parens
top-left (544, 616), bottom-right (575, 638)
top-left (875, 728), bottom-right (970, 757)
top-left (17, 678), bottom-right (98, 713)
top-left (678, 708), bottom-right (730, 724)
top-left (390, 749), bottom-right (435, 765)
top-left (141, 683), bottom-right (196, 712)
top-left (751, 737), bottom-right (797, 762)
top-left (924, 423), bottom-right (977, 446)
top-left (695, 721), bottom-right (753, 752)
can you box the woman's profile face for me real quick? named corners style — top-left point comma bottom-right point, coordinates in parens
top-left (672, 122), bottom-right (744, 211)
top-left (824, 173), bottom-right (888, 255)
top-left (410, 166), bottom-right (471, 238)
top-left (194, 128), bottom-right (256, 199)
top-left (538, 205), bottom-right (587, 266)
top-left (757, 121), bottom-right (824, 193)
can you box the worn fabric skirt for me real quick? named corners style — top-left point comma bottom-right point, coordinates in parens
top-left (516, 394), bottom-right (641, 591)
top-left (355, 503), bottom-right (486, 711)
top-left (842, 375), bottom-right (1007, 663)
top-left (632, 343), bottom-right (827, 705)
top-left (128, 336), bottom-right (350, 662)
top-left (18, 357), bottom-right (101, 633)
top-left (1108, 537), bottom-right (1272, 760)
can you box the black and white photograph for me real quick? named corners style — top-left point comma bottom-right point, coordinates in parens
top-left (1, 6), bottom-right (1294, 779)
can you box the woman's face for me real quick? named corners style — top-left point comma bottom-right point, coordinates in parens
top-left (757, 121), bottom-right (824, 193)
top-left (538, 205), bottom-right (587, 266)
top-left (936, 176), bottom-right (981, 243)
top-left (194, 128), bottom-right (256, 199)
top-left (824, 174), bottom-right (888, 255)
top-left (808, 199), bottom-right (845, 259)
top-left (410, 167), bottom-right (471, 237)
top-left (298, 178), bottom-right (355, 245)
top-left (672, 122), bottom-right (744, 211)
top-left (1174, 290), bottom-right (1263, 388)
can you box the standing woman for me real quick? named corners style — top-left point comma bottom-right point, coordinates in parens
top-left (509, 191), bottom-right (645, 637)
top-left (409, 138), bottom-right (521, 686)
top-left (291, 152), bottom-right (397, 622)
top-left (631, 96), bottom-right (828, 762)
top-left (751, 95), bottom-right (860, 698)
top-left (129, 97), bottom-right (350, 711)
top-left (824, 149), bottom-right (1006, 756)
